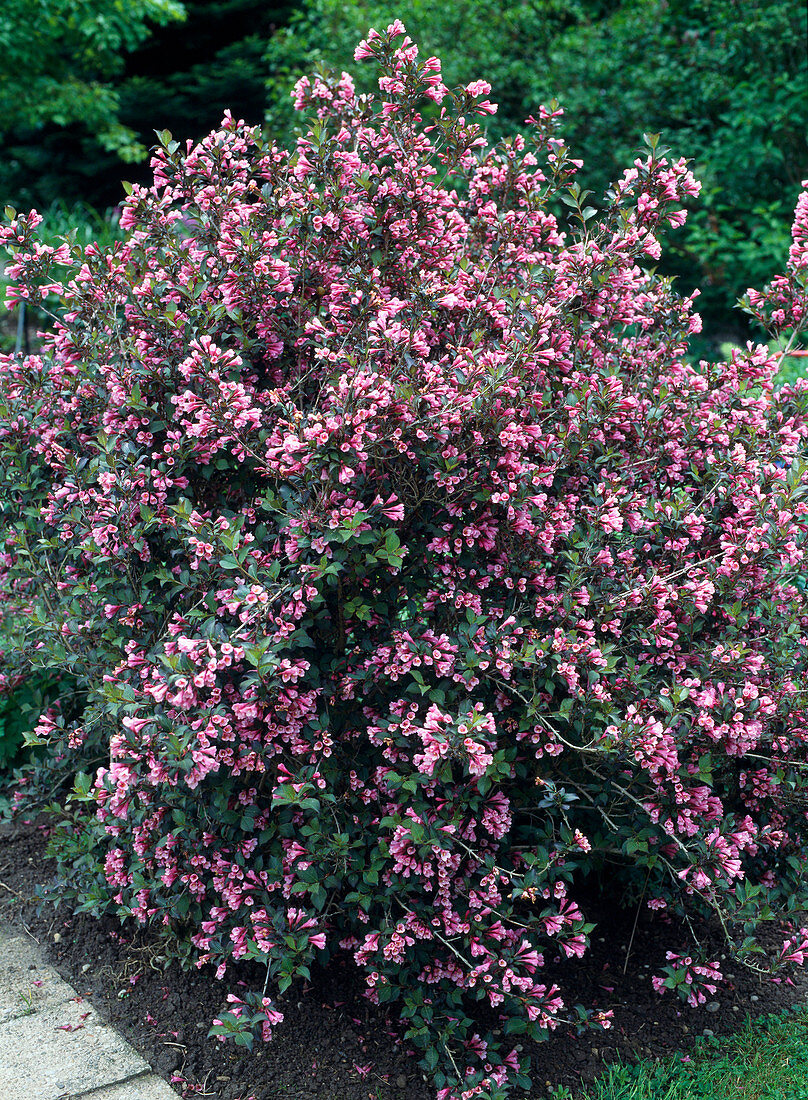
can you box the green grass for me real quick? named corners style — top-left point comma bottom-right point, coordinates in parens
top-left (549, 1006), bottom-right (808, 1100)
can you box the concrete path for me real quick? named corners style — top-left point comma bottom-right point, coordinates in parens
top-left (0, 925), bottom-right (180, 1100)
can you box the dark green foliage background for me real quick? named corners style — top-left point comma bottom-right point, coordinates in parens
top-left (0, 0), bottom-right (295, 211)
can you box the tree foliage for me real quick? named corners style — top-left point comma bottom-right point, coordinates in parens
top-left (0, 0), bottom-right (294, 211)
top-left (0, 0), bottom-right (186, 164)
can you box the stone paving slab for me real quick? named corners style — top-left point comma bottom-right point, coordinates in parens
top-left (0, 995), bottom-right (152, 1100)
top-left (0, 928), bottom-right (75, 1023)
top-left (65, 1075), bottom-right (184, 1099)
top-left (0, 919), bottom-right (183, 1100)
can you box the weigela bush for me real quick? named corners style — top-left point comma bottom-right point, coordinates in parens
top-left (2, 21), bottom-right (808, 1099)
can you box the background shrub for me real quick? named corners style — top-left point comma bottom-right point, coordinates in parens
top-left (2, 24), bottom-right (808, 1100)
top-left (0, 0), bottom-right (187, 203)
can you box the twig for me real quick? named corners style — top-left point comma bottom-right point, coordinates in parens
top-left (623, 864), bottom-right (652, 974)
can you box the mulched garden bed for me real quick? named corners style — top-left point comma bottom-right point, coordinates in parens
top-left (1, 817), bottom-right (806, 1100)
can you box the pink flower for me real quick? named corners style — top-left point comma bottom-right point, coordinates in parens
top-left (354, 39), bottom-right (376, 60)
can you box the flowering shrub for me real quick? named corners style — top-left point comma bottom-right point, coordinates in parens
top-left (2, 21), bottom-right (808, 1100)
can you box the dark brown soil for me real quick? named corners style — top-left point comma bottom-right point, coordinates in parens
top-left (2, 818), bottom-right (806, 1100)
